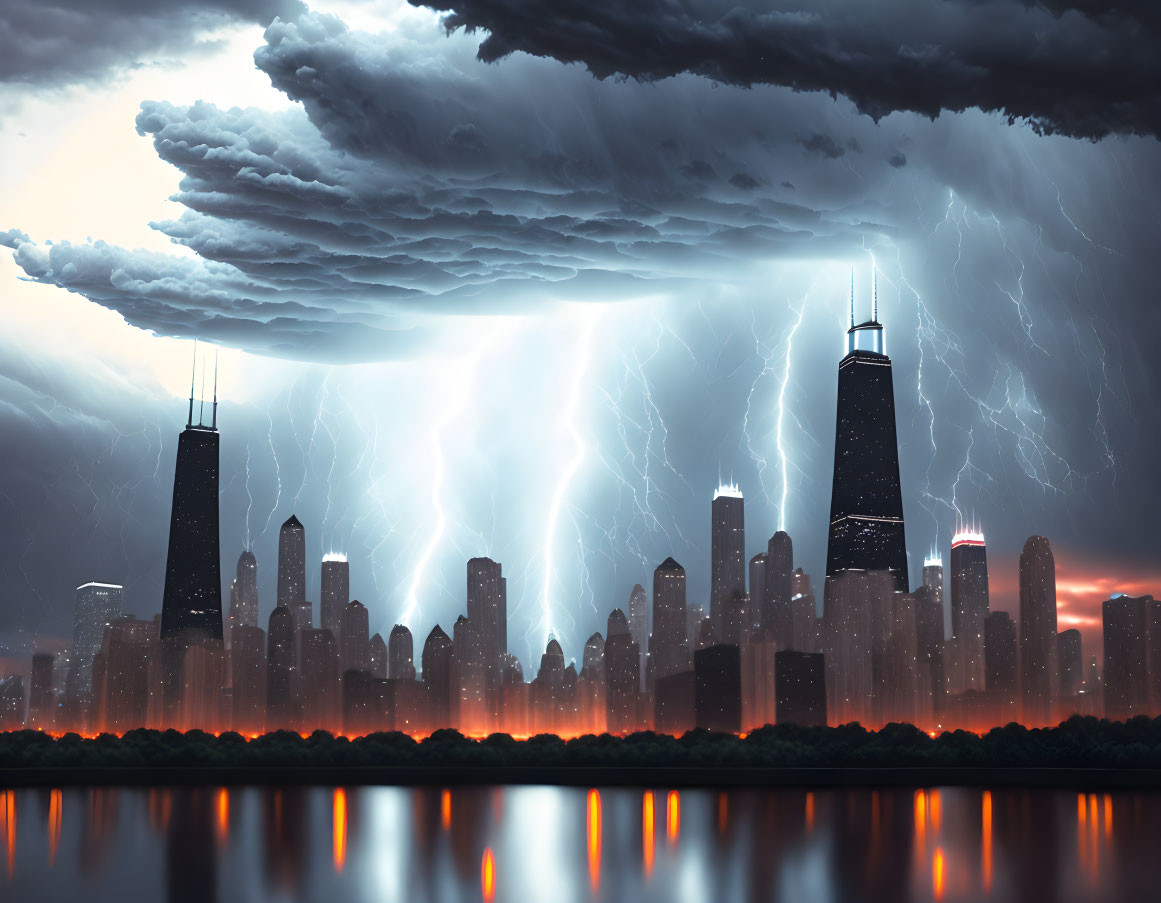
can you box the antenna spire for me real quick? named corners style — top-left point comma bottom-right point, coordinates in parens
top-left (849, 268), bottom-right (855, 329)
top-left (187, 340), bottom-right (197, 428)
top-left (873, 268), bottom-right (879, 322)
top-left (199, 356), bottom-right (206, 426)
top-left (212, 347), bottom-right (219, 430)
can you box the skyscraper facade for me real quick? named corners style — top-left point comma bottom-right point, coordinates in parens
top-left (710, 485), bottom-right (745, 634)
top-left (627, 583), bottom-right (648, 690)
top-left (984, 610), bottom-right (1017, 704)
top-left (70, 582), bottom-right (123, 698)
top-left (766, 531), bottom-right (794, 643)
top-left (948, 530), bottom-right (989, 692)
top-left (824, 278), bottom-right (909, 593)
top-left (320, 553), bottom-right (350, 636)
top-left (277, 515), bottom-right (308, 629)
top-left (1101, 594), bottom-right (1157, 720)
top-left (466, 557), bottom-right (506, 690)
top-left (339, 599), bottom-right (370, 675)
top-left (1056, 628), bottom-right (1083, 700)
top-left (651, 557), bottom-right (689, 681)
top-left (160, 385), bottom-right (223, 641)
top-left (1019, 535), bottom-right (1058, 724)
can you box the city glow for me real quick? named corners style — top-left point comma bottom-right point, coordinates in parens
top-left (333, 788), bottom-right (347, 872)
top-left (642, 792), bottom-right (655, 877)
top-left (586, 789), bottom-right (601, 892)
top-left (666, 790), bottom-right (681, 844)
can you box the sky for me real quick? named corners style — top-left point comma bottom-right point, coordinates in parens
top-left (1, 0), bottom-right (1160, 669)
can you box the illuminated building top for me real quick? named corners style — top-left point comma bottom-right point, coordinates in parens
top-left (713, 482), bottom-right (742, 500)
top-left (322, 551), bottom-right (348, 563)
top-left (923, 553), bottom-right (943, 568)
top-left (846, 268), bottom-right (885, 356)
top-left (951, 529), bottom-right (986, 547)
top-left (77, 581), bottom-right (123, 590)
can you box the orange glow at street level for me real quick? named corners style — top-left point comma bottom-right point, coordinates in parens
top-left (481, 847), bottom-right (496, 903)
top-left (930, 790), bottom-right (942, 834)
top-left (717, 793), bottom-right (728, 833)
top-left (1, 790), bottom-right (14, 878)
top-left (333, 789), bottom-right (348, 872)
top-left (441, 789), bottom-right (452, 831)
top-left (642, 792), bottom-right (655, 878)
top-left (215, 788), bottom-right (229, 850)
top-left (586, 789), bottom-right (602, 893)
top-left (666, 791), bottom-right (681, 844)
top-left (933, 847), bottom-right (946, 901)
top-left (981, 791), bottom-right (993, 893)
top-left (48, 789), bottom-right (62, 866)
top-left (805, 792), bottom-right (815, 832)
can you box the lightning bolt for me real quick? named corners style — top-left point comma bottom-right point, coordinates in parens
top-left (539, 309), bottom-right (600, 648)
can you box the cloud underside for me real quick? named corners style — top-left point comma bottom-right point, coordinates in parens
top-left (417, 0), bottom-right (1161, 140)
top-left (5, 12), bottom-right (918, 361)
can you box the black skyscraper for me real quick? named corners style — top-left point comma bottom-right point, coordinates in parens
top-left (824, 274), bottom-right (909, 592)
top-left (694, 644), bottom-right (741, 733)
top-left (160, 351), bottom-right (223, 642)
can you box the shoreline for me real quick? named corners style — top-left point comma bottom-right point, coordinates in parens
top-left (3, 764), bottom-right (1161, 790)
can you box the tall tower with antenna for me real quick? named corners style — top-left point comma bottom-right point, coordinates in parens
top-left (161, 342), bottom-right (224, 643)
top-left (825, 267), bottom-right (909, 592)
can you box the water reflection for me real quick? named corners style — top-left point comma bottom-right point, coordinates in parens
top-left (1, 785), bottom-right (1160, 901)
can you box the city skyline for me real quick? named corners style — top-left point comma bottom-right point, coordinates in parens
top-left (4, 3), bottom-right (1161, 674)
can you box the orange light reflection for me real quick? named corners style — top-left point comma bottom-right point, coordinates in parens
top-left (333, 789), bottom-right (347, 872)
top-left (930, 790), bottom-right (942, 834)
top-left (981, 791), bottom-right (993, 893)
top-left (914, 790), bottom-right (927, 855)
top-left (642, 792), bottom-right (655, 878)
top-left (666, 791), bottom-right (680, 844)
top-left (717, 793), bottom-right (728, 834)
top-left (805, 792), bottom-right (815, 832)
top-left (481, 847), bottom-right (496, 903)
top-left (1, 790), bottom-right (13, 878)
top-left (215, 788), bottom-right (229, 850)
top-left (933, 846), bottom-right (945, 900)
top-left (441, 789), bottom-right (452, 831)
top-left (586, 789), bottom-right (601, 893)
top-left (48, 789), bottom-right (62, 866)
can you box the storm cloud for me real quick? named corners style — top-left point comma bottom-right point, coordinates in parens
top-left (0, 0), bottom-right (303, 86)
top-left (416, 0), bottom-right (1161, 140)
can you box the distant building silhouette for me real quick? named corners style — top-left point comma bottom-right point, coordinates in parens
top-left (231, 624), bottom-right (266, 735)
top-left (1056, 628), bottom-right (1083, 701)
top-left (266, 605), bottom-right (296, 730)
top-left (339, 600), bottom-right (370, 675)
top-left (388, 624), bottom-right (415, 680)
top-left (604, 609), bottom-right (640, 733)
top-left (824, 273), bottom-right (909, 593)
top-left (299, 628), bottom-right (339, 733)
top-left (369, 632), bottom-right (388, 679)
top-left (775, 651), bottom-right (827, 726)
top-left (26, 651), bottom-right (56, 731)
top-left (226, 549), bottom-right (258, 647)
top-left (984, 610), bottom-right (1017, 712)
top-left (627, 584), bottom-right (649, 691)
top-left (1101, 594), bottom-right (1157, 720)
top-left (710, 485), bottom-right (745, 635)
top-left (1019, 535), bottom-right (1058, 724)
top-left (694, 644), bottom-right (741, 733)
top-left (421, 625), bottom-right (454, 731)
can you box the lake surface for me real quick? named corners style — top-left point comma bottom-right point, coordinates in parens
top-left (0, 784), bottom-right (1157, 902)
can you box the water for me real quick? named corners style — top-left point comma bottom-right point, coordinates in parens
top-left (0, 784), bottom-right (1156, 902)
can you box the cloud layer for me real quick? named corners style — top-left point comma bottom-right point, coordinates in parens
top-left (416, 0), bottom-right (1161, 139)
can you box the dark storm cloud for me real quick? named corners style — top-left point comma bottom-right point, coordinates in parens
top-left (415, 0), bottom-right (1161, 140)
top-left (0, 0), bottom-right (304, 85)
top-left (6, 12), bottom-right (913, 360)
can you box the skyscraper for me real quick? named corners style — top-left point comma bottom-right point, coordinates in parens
top-left (604, 609), bottom-right (640, 733)
top-left (266, 605), bottom-right (296, 730)
top-left (26, 652), bottom-right (56, 731)
top-left (320, 553), bottom-right (350, 636)
top-left (748, 552), bottom-right (767, 631)
top-left (226, 549), bottom-right (258, 647)
top-left (922, 553), bottom-right (945, 632)
top-left (651, 557), bottom-right (689, 681)
top-left (277, 515), bottom-right (308, 629)
top-left (160, 350), bottom-right (223, 642)
top-left (824, 273), bottom-right (909, 593)
top-left (710, 484), bottom-right (746, 634)
top-left (466, 557), bottom-right (506, 694)
top-left (1019, 535), bottom-right (1058, 725)
top-left (775, 651), bottom-right (827, 726)
top-left (948, 529), bottom-right (989, 692)
top-left (766, 531), bottom-right (794, 642)
top-left (69, 581), bottom-right (123, 698)
top-left (694, 644), bottom-right (742, 733)
top-left (421, 625), bottom-right (454, 731)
